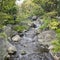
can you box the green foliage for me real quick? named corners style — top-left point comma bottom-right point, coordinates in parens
top-left (33, 0), bottom-right (57, 12)
top-left (17, 0), bottom-right (44, 22)
top-left (0, 24), bottom-right (4, 29)
top-left (13, 25), bottom-right (29, 32)
top-left (52, 40), bottom-right (60, 52)
top-left (56, 29), bottom-right (60, 33)
top-left (0, 0), bottom-right (17, 25)
top-left (0, 12), bottom-right (13, 24)
top-left (0, 32), bottom-right (7, 38)
top-left (39, 17), bottom-right (60, 53)
top-left (45, 11), bottom-right (57, 18)
top-left (39, 18), bottom-right (50, 30)
top-left (48, 20), bottom-right (59, 30)
top-left (51, 28), bottom-right (60, 53)
top-left (0, 0), bottom-right (59, 54)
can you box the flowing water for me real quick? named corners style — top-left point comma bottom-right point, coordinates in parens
top-left (8, 19), bottom-right (54, 60)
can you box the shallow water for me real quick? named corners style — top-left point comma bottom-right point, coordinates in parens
top-left (9, 20), bottom-right (54, 60)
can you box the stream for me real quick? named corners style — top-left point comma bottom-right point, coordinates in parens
top-left (7, 19), bottom-right (54, 60)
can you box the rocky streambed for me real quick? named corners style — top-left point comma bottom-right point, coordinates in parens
top-left (0, 18), bottom-right (56, 60)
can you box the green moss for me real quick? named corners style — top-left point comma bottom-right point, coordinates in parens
top-left (0, 25), bottom-right (3, 29)
top-left (13, 25), bottom-right (29, 32)
top-left (56, 29), bottom-right (60, 33)
top-left (51, 33), bottom-right (60, 53)
top-left (39, 18), bottom-right (50, 30)
top-left (52, 40), bottom-right (60, 53)
top-left (0, 32), bottom-right (7, 38)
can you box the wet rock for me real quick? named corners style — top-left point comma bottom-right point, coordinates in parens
top-left (12, 35), bottom-right (21, 42)
top-left (21, 50), bottom-right (27, 55)
top-left (32, 16), bottom-right (38, 21)
top-left (36, 29), bottom-right (41, 35)
top-left (30, 23), bottom-right (37, 28)
top-left (4, 54), bottom-right (10, 60)
top-left (21, 53), bottom-right (54, 60)
top-left (23, 30), bottom-right (28, 32)
top-left (25, 28), bottom-right (37, 38)
top-left (37, 43), bottom-right (49, 53)
top-left (28, 22), bottom-right (32, 27)
top-left (18, 32), bottom-right (24, 37)
top-left (7, 46), bottom-right (17, 55)
top-left (48, 45), bottom-right (54, 50)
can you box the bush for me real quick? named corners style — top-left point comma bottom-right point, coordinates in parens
top-left (48, 19), bottom-right (59, 30)
top-left (46, 11), bottom-right (57, 18)
top-left (39, 18), bottom-right (50, 30)
top-left (56, 29), bottom-right (60, 33)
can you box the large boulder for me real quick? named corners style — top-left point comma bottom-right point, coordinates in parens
top-left (38, 30), bottom-right (56, 45)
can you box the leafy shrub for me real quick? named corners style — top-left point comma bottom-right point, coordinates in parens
top-left (56, 29), bottom-right (60, 33)
top-left (48, 19), bottom-right (59, 30)
top-left (0, 12), bottom-right (12, 24)
top-left (39, 18), bottom-right (50, 30)
top-left (5, 20), bottom-right (15, 24)
top-left (46, 11), bottom-right (57, 18)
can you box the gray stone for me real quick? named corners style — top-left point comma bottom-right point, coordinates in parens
top-left (21, 50), bottom-right (26, 55)
top-left (21, 53), bottom-right (54, 60)
top-left (7, 46), bottom-right (17, 55)
top-left (12, 35), bottom-right (21, 42)
top-left (38, 30), bottom-right (56, 45)
top-left (37, 43), bottom-right (49, 53)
